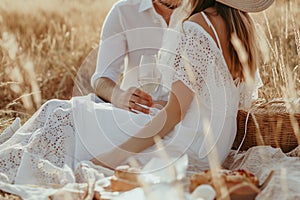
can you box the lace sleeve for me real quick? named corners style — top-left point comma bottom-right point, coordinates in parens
top-left (239, 69), bottom-right (263, 110)
top-left (171, 22), bottom-right (215, 94)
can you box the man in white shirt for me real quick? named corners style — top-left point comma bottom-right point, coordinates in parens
top-left (91, 0), bottom-right (184, 114)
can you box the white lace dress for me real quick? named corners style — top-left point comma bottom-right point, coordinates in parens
top-left (0, 18), bottom-right (259, 197)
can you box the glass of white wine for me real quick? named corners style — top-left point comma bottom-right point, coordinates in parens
top-left (138, 54), bottom-right (162, 115)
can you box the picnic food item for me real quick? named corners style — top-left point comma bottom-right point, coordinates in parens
top-left (190, 169), bottom-right (259, 199)
top-left (110, 165), bottom-right (141, 192)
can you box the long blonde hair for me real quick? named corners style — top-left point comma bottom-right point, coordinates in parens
top-left (188, 0), bottom-right (262, 80)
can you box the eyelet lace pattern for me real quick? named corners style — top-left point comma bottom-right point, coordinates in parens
top-left (0, 100), bottom-right (75, 184)
top-left (170, 22), bottom-right (259, 116)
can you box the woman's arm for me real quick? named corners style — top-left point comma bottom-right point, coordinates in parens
top-left (91, 80), bottom-right (194, 168)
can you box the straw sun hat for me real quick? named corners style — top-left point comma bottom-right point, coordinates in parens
top-left (216, 0), bottom-right (274, 12)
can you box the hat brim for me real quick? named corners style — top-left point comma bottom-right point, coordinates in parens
top-left (216, 0), bottom-right (274, 12)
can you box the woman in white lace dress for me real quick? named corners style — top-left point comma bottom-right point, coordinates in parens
top-left (0, 0), bottom-right (273, 187)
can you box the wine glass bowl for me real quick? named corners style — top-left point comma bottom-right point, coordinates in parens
top-left (138, 55), bottom-right (162, 95)
top-left (137, 54), bottom-right (163, 115)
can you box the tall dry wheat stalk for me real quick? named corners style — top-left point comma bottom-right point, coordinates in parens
top-left (253, 0), bottom-right (300, 100)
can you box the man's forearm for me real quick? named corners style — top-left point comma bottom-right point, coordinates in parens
top-left (94, 77), bottom-right (121, 103)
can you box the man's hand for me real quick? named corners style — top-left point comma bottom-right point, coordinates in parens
top-left (94, 78), bottom-right (153, 114)
top-left (112, 87), bottom-right (153, 114)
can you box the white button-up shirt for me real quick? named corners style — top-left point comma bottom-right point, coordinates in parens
top-left (91, 0), bottom-right (184, 100)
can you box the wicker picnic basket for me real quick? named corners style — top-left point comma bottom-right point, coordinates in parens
top-left (233, 99), bottom-right (300, 153)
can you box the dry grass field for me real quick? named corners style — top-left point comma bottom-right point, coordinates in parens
top-left (0, 0), bottom-right (299, 199)
top-left (0, 0), bottom-right (117, 130)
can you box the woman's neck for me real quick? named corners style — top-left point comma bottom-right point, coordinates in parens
top-left (203, 7), bottom-right (218, 16)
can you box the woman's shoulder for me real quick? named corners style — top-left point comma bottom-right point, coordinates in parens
top-left (182, 13), bottom-right (211, 39)
top-left (187, 13), bottom-right (209, 30)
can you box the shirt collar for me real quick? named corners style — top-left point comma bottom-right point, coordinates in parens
top-left (139, 0), bottom-right (154, 12)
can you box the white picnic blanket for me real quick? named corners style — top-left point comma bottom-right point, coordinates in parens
top-left (0, 118), bottom-right (300, 199)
